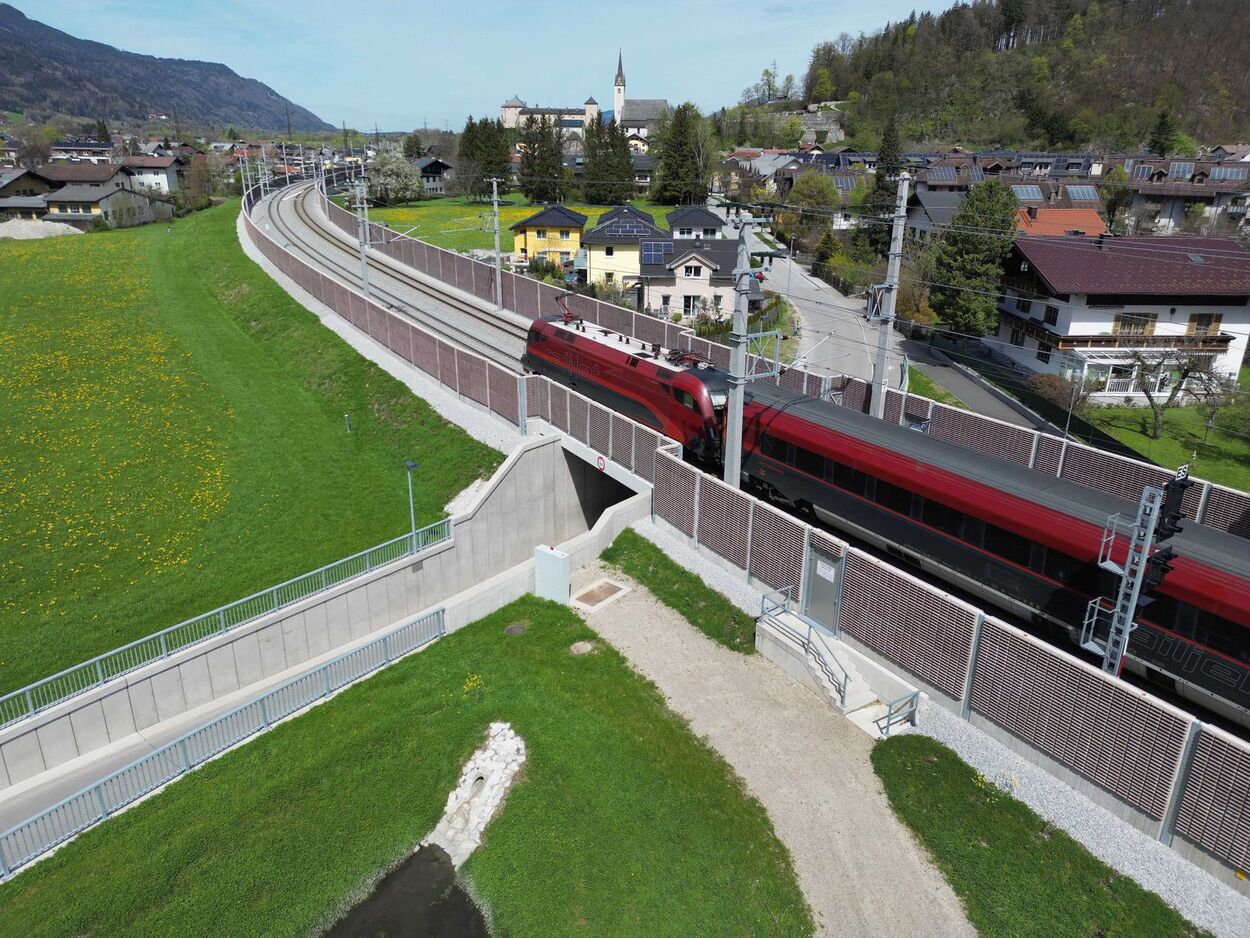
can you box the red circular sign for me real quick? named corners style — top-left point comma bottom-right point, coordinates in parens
top-left (596, 455), bottom-right (606, 471)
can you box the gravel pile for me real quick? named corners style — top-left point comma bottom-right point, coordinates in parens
top-left (0, 219), bottom-right (83, 240)
top-left (916, 701), bottom-right (1250, 938)
top-left (629, 518), bottom-right (763, 617)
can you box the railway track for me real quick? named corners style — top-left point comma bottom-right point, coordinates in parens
top-left (259, 183), bottom-right (528, 371)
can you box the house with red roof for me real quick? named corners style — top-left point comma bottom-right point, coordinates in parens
top-left (1015, 207), bottom-right (1108, 237)
top-left (993, 235), bottom-right (1250, 400)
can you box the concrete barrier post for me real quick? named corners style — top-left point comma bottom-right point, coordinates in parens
top-left (1158, 721), bottom-right (1202, 845)
top-left (960, 612), bottom-right (986, 720)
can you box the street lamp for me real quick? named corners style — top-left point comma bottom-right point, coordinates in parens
top-left (404, 460), bottom-right (418, 551)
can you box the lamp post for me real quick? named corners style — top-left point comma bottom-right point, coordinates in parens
top-left (404, 460), bottom-right (418, 551)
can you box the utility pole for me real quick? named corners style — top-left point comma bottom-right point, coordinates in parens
top-left (490, 178), bottom-right (504, 308)
top-left (870, 171), bottom-right (909, 420)
top-left (285, 106), bottom-right (293, 143)
top-left (353, 177), bottom-right (372, 298)
top-left (723, 217), bottom-right (754, 488)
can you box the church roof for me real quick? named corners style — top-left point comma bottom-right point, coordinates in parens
top-left (585, 97), bottom-right (598, 106)
top-left (620, 99), bottom-right (668, 124)
top-left (502, 96), bottom-right (526, 107)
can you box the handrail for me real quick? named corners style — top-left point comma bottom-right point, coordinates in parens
top-left (0, 517), bottom-right (452, 729)
top-left (0, 607), bottom-right (445, 879)
top-left (806, 627), bottom-right (850, 709)
top-left (877, 690), bottom-right (920, 738)
top-left (760, 586), bottom-right (792, 619)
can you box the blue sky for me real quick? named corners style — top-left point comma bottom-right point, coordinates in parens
top-left (19, 0), bottom-right (950, 131)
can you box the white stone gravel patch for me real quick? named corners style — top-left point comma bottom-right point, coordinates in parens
top-left (628, 518), bottom-right (763, 617)
top-left (0, 218), bottom-right (83, 239)
top-left (236, 208), bottom-right (521, 456)
top-left (916, 701), bottom-right (1250, 938)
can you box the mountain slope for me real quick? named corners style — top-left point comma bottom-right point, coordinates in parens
top-left (0, 3), bottom-right (332, 131)
top-left (800, 0), bottom-right (1250, 150)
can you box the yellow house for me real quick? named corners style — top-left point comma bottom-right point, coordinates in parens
top-left (510, 204), bottom-right (586, 266)
top-left (582, 205), bottom-right (666, 288)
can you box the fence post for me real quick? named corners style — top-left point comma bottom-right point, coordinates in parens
top-left (830, 552), bottom-right (847, 639)
top-left (797, 526), bottom-right (813, 617)
top-left (180, 739), bottom-right (191, 770)
top-left (961, 612), bottom-right (986, 720)
top-left (1158, 721), bottom-right (1202, 846)
top-left (260, 698), bottom-right (270, 728)
top-left (272, 589), bottom-right (279, 612)
top-left (516, 375), bottom-right (528, 434)
top-left (744, 501), bottom-right (755, 582)
top-left (690, 473), bottom-right (701, 545)
top-left (159, 633), bottom-right (168, 658)
top-left (96, 660), bottom-right (105, 685)
top-left (93, 784), bottom-right (109, 820)
top-left (25, 689), bottom-right (34, 717)
top-left (218, 609), bottom-right (227, 636)
top-left (383, 634), bottom-right (391, 664)
top-left (0, 840), bottom-right (8, 878)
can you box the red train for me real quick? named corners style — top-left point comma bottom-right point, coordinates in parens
top-left (524, 316), bottom-right (1250, 725)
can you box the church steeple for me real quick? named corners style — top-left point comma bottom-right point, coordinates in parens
top-left (615, 49), bottom-right (625, 87)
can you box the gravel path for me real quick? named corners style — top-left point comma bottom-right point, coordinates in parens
top-left (572, 557), bottom-right (973, 938)
top-left (917, 701), bottom-right (1250, 938)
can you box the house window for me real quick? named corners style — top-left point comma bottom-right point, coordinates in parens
top-left (1015, 297), bottom-right (1031, 314)
top-left (560, 252), bottom-right (570, 263)
top-left (679, 227), bottom-right (692, 236)
top-left (604, 272), bottom-right (614, 283)
top-left (683, 296), bottom-right (698, 314)
top-left (1010, 328), bottom-right (1025, 347)
top-left (560, 229), bottom-right (570, 240)
top-left (703, 228), bottom-right (717, 237)
top-left (605, 245), bottom-right (614, 256)
top-left (520, 247), bottom-right (528, 257)
top-left (1187, 313), bottom-right (1223, 336)
top-left (660, 294), bottom-right (671, 310)
top-left (1044, 304), bottom-right (1059, 325)
top-left (1113, 313), bottom-right (1157, 336)
top-left (712, 295), bottom-right (722, 310)
top-left (1036, 343), bottom-right (1053, 364)
top-left (684, 265), bottom-right (702, 278)
top-left (535, 229), bottom-right (546, 239)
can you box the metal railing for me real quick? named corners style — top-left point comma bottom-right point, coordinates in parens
top-left (0, 607), bottom-right (445, 879)
top-left (0, 518), bottom-right (452, 728)
top-left (760, 586), bottom-right (792, 619)
top-left (806, 626), bottom-right (850, 709)
top-left (876, 690), bottom-right (920, 738)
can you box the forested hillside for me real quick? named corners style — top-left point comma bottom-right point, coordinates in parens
top-left (801, 0), bottom-right (1249, 150)
top-left (0, 3), bottom-right (332, 131)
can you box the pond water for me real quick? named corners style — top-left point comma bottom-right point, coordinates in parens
top-left (326, 843), bottom-right (490, 937)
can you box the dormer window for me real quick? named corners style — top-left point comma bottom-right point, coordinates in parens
top-left (684, 265), bottom-right (702, 277)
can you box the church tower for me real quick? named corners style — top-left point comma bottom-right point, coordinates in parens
top-left (613, 49), bottom-right (626, 124)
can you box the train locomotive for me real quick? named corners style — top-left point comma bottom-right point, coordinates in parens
top-left (523, 315), bottom-right (1250, 724)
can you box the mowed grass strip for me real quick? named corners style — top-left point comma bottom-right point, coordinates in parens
top-left (871, 735), bottom-right (1209, 938)
top-left (348, 195), bottom-right (678, 252)
top-left (0, 597), bottom-right (813, 937)
top-left (601, 528), bottom-right (755, 653)
top-left (0, 201), bottom-right (501, 694)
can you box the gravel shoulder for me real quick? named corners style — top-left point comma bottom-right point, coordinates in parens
top-left (571, 555), bottom-right (974, 938)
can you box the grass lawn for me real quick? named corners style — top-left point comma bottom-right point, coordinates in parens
top-left (346, 195), bottom-right (677, 252)
top-left (908, 366), bottom-right (966, 408)
top-left (872, 735), bottom-right (1208, 938)
top-left (0, 200), bottom-right (501, 695)
top-left (600, 529), bottom-right (755, 653)
top-left (1086, 405), bottom-right (1250, 493)
top-left (0, 597), bottom-right (812, 937)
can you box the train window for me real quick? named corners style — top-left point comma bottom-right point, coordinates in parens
top-left (982, 523), bottom-right (1032, 567)
top-left (1192, 609), bottom-right (1245, 662)
top-left (921, 498), bottom-right (965, 538)
top-left (1041, 549), bottom-right (1096, 593)
top-left (875, 479), bottom-right (913, 515)
top-left (527, 327), bottom-right (540, 343)
top-left (833, 462), bottom-right (868, 497)
top-left (758, 433), bottom-right (779, 457)
top-left (672, 387), bottom-right (700, 411)
top-left (795, 446), bottom-right (823, 478)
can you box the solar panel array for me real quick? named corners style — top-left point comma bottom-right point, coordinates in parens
top-left (1212, 165), bottom-right (1249, 181)
top-left (1133, 164), bottom-right (1153, 179)
top-left (968, 166), bottom-right (985, 181)
top-left (927, 165), bottom-right (958, 182)
top-left (832, 176), bottom-right (856, 190)
top-left (1169, 161), bottom-right (1195, 178)
top-left (1012, 184), bottom-right (1043, 201)
top-left (1065, 185), bottom-right (1099, 201)
top-left (641, 241), bottom-right (674, 264)
top-left (603, 218), bottom-right (657, 238)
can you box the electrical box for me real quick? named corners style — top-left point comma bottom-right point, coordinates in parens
top-left (534, 545), bottom-right (571, 604)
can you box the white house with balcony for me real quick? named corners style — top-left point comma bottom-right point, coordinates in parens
top-left (122, 154), bottom-right (180, 194)
top-left (992, 235), bottom-right (1250, 401)
top-left (637, 237), bottom-right (762, 319)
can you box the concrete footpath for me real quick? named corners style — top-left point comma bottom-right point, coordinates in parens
top-left (571, 560), bottom-right (974, 938)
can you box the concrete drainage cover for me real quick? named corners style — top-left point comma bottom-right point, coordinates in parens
top-left (569, 640), bottom-right (597, 656)
top-left (504, 622), bottom-right (527, 636)
top-left (572, 578), bottom-right (629, 613)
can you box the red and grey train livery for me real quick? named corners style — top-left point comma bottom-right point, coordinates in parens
top-left (523, 316), bottom-right (1250, 724)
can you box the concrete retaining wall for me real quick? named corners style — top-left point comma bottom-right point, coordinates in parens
top-left (0, 436), bottom-right (635, 791)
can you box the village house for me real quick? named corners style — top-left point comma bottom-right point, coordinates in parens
top-left (511, 204), bottom-right (586, 266)
top-left (123, 154), bottom-right (181, 194)
top-left (667, 205), bottom-right (727, 240)
top-left (637, 237), bottom-right (762, 319)
top-left (993, 235), bottom-right (1250, 401)
top-left (49, 139), bottom-right (114, 163)
top-left (580, 205), bottom-right (666, 286)
top-left (408, 157), bottom-right (454, 195)
top-left (43, 184), bottom-right (171, 229)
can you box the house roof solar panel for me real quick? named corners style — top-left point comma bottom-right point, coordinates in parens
top-left (1212, 165), bottom-right (1248, 181)
top-left (968, 167), bottom-right (985, 181)
top-left (1065, 185), bottom-right (1099, 201)
top-left (1169, 161), bottom-right (1194, 178)
top-left (1012, 184), bottom-right (1043, 201)
top-left (1133, 164), bottom-right (1152, 179)
top-left (927, 165), bottom-right (957, 181)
